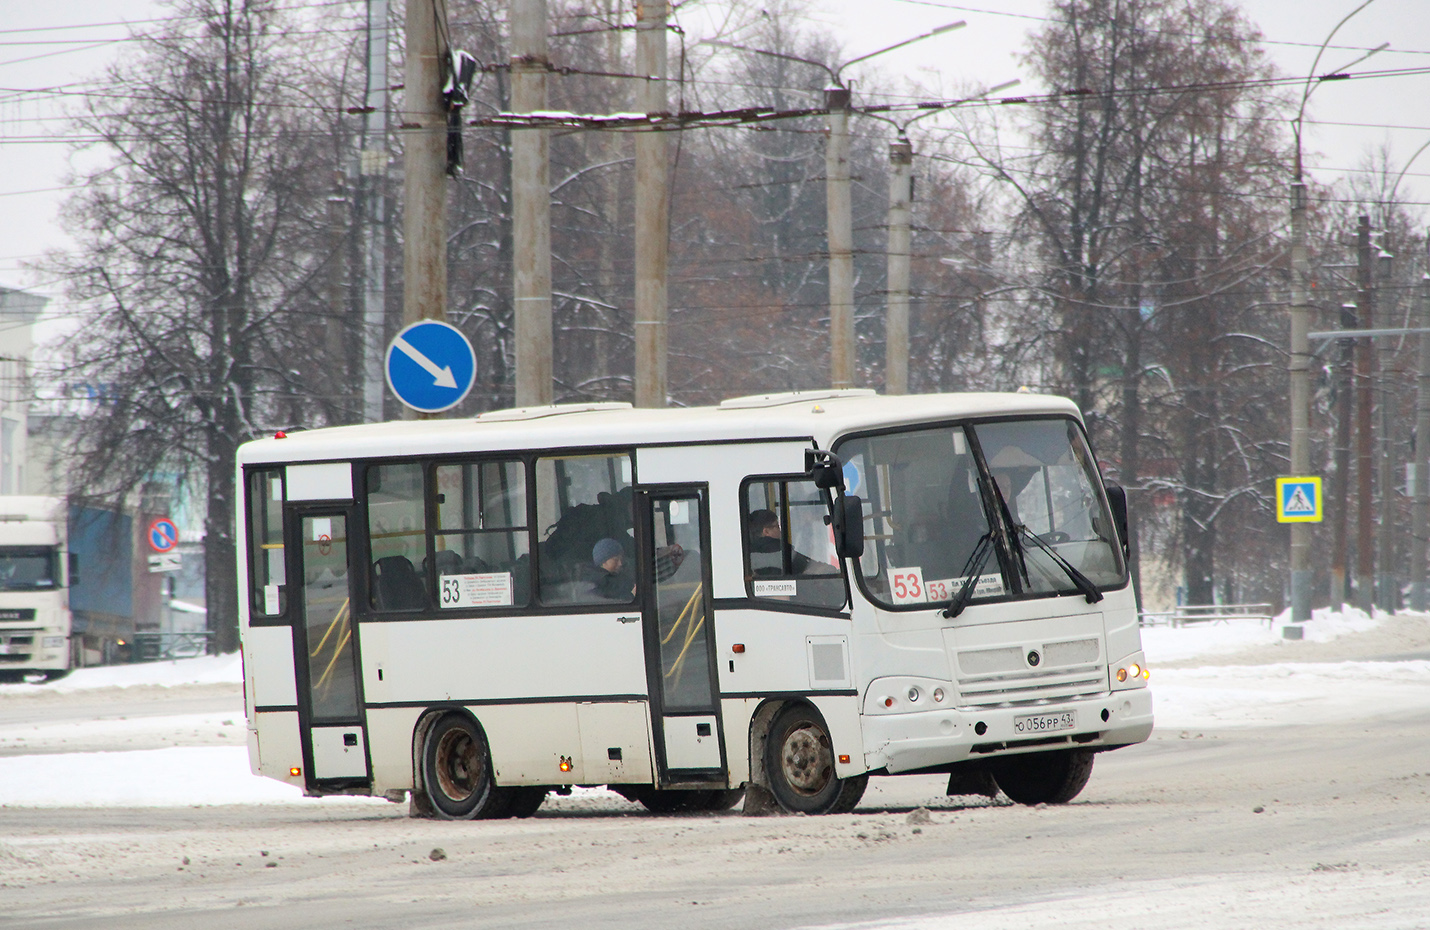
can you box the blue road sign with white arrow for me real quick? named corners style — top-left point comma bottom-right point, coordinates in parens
top-left (385, 320), bottom-right (477, 414)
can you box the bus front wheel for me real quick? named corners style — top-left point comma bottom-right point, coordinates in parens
top-left (764, 704), bottom-right (867, 814)
top-left (990, 749), bottom-right (1094, 805)
top-left (420, 713), bottom-right (509, 819)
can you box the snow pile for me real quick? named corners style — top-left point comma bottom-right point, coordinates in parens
top-left (1139, 605), bottom-right (1380, 663)
top-left (1151, 659), bottom-right (1430, 729)
top-left (0, 747), bottom-right (313, 807)
top-left (0, 652), bottom-right (242, 693)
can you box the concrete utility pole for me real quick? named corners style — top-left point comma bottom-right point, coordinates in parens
top-left (633, 0), bottom-right (669, 409)
top-left (826, 86), bottom-right (855, 389)
top-left (512, 0), bottom-right (553, 407)
top-left (327, 193), bottom-right (349, 404)
top-left (885, 140), bottom-right (912, 395)
top-left (1376, 243), bottom-right (1397, 612)
top-left (1288, 176), bottom-right (1313, 624)
top-left (1330, 302), bottom-right (1356, 611)
top-left (1285, 9), bottom-right (1385, 623)
top-left (1356, 215), bottom-right (1376, 613)
top-left (1413, 249), bottom-right (1430, 611)
top-left (361, 0), bottom-right (389, 423)
top-left (402, 0), bottom-right (448, 331)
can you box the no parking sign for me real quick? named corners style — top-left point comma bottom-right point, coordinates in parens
top-left (148, 517), bottom-right (178, 552)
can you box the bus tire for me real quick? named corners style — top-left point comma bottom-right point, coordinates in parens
top-left (764, 703), bottom-right (863, 814)
top-left (990, 749), bottom-right (1094, 805)
top-left (421, 712), bottom-right (504, 820)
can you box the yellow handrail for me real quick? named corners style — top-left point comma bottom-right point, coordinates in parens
top-left (308, 597), bottom-right (350, 658)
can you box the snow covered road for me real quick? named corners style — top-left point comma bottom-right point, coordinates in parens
top-left (1, 609), bottom-right (1427, 929)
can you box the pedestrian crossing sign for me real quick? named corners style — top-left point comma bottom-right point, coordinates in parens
top-left (1276, 476), bottom-right (1322, 523)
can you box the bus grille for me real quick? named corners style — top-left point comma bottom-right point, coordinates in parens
top-left (955, 637), bottom-right (1107, 707)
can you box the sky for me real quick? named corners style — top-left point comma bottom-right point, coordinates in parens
top-left (3, 0), bottom-right (1429, 301)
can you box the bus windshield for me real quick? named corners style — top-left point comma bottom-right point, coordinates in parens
top-left (838, 417), bottom-right (1125, 609)
top-left (0, 546), bottom-right (59, 591)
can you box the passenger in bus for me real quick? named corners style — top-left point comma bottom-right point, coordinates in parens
top-left (748, 509), bottom-right (812, 576)
top-left (589, 537), bottom-right (635, 600)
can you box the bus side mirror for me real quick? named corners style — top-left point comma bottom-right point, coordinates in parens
top-left (1103, 483), bottom-right (1129, 555)
top-left (838, 495), bottom-right (865, 559)
top-left (805, 449), bottom-right (844, 491)
top-left (68, 552), bottom-right (79, 587)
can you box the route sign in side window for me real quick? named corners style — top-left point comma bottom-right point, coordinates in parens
top-left (247, 468), bottom-right (286, 618)
top-left (535, 453), bottom-right (634, 606)
top-left (742, 478), bottom-right (846, 610)
top-left (434, 460), bottom-right (531, 609)
top-left (366, 463), bottom-right (429, 612)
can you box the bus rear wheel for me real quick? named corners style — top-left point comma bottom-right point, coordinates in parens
top-left (421, 713), bottom-right (509, 819)
top-left (765, 704), bottom-right (867, 814)
top-left (990, 749), bottom-right (1094, 805)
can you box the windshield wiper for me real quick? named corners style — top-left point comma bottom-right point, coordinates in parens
top-left (1016, 524), bottom-right (1103, 604)
top-left (942, 532), bottom-right (993, 619)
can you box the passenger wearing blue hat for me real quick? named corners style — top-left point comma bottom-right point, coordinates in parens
top-left (590, 537), bottom-right (635, 600)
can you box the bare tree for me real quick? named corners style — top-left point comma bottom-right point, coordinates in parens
top-left (52, 0), bottom-right (347, 651)
top-left (950, 0), bottom-right (1289, 604)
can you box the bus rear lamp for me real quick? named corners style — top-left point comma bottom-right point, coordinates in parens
top-left (838, 754), bottom-right (850, 764)
top-left (559, 756), bottom-right (573, 773)
top-left (1143, 667), bottom-right (1151, 679)
top-left (933, 688), bottom-right (945, 703)
top-left (1116, 668), bottom-right (1128, 682)
top-left (732, 643), bottom-right (745, 654)
top-left (1129, 663), bottom-right (1142, 678)
top-left (883, 696), bottom-right (895, 708)
top-left (907, 687), bottom-right (921, 703)
top-left (289, 767), bottom-right (301, 777)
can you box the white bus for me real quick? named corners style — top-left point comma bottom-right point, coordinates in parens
top-left (0, 496), bottom-right (73, 682)
top-left (237, 390), bottom-right (1152, 817)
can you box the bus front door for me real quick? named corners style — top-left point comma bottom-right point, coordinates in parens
top-left (638, 489), bottom-right (727, 785)
top-left (290, 509), bottom-right (370, 788)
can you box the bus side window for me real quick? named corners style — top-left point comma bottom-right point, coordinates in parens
top-left (367, 463), bottom-right (429, 611)
top-left (535, 454), bottom-right (634, 605)
top-left (742, 478), bottom-right (845, 610)
top-left (247, 468), bottom-right (286, 618)
top-left (433, 459), bottom-right (531, 608)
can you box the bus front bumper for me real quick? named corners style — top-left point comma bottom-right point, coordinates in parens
top-left (861, 687), bottom-right (1153, 775)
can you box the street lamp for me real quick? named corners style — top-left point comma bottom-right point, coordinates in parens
top-left (1286, 0), bottom-right (1384, 631)
top-left (707, 22), bottom-right (966, 389)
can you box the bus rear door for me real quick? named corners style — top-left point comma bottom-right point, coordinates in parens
top-left (637, 487), bottom-right (727, 786)
top-left (288, 504), bottom-right (370, 789)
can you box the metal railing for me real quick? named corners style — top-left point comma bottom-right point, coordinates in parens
top-left (1139, 603), bottom-right (1274, 628)
top-left (132, 631), bottom-right (213, 661)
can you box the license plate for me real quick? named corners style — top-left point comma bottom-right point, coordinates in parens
top-left (1013, 710), bottom-right (1076, 735)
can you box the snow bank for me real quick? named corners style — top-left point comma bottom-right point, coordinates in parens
top-left (0, 652), bottom-right (242, 693)
top-left (1151, 660), bottom-right (1430, 729)
top-left (1139, 605), bottom-right (1382, 664)
top-left (0, 746), bottom-right (388, 807)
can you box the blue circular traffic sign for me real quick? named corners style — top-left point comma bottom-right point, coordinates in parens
top-left (149, 518), bottom-right (178, 553)
top-left (385, 320), bottom-right (477, 414)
